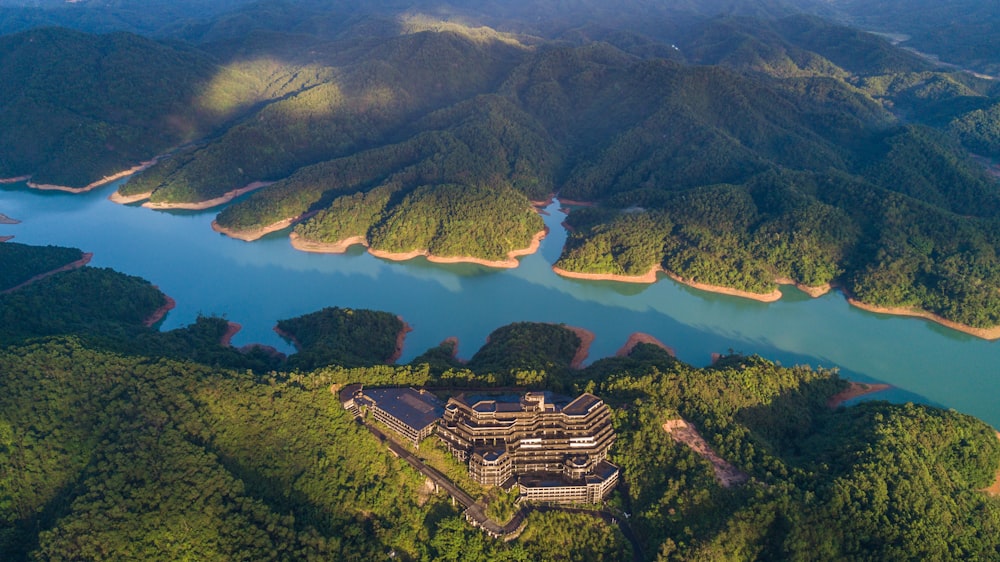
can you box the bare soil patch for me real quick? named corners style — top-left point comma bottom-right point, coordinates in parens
top-left (663, 419), bottom-right (749, 487)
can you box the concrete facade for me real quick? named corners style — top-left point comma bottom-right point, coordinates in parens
top-left (437, 391), bottom-right (619, 503)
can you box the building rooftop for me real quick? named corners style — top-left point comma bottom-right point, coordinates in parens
top-left (455, 391), bottom-right (575, 414)
top-left (561, 393), bottom-right (602, 416)
top-left (362, 387), bottom-right (444, 432)
top-left (586, 460), bottom-right (619, 484)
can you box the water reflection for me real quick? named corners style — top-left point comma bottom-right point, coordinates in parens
top-left (1, 180), bottom-right (998, 426)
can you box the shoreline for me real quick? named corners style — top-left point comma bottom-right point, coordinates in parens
top-left (557, 198), bottom-right (596, 207)
top-left (530, 195), bottom-right (554, 216)
top-left (552, 264), bottom-right (661, 284)
top-left (846, 297), bottom-right (1000, 340)
top-left (441, 336), bottom-right (465, 363)
top-left (221, 321), bottom-right (242, 347)
top-left (108, 190), bottom-right (152, 205)
top-left (26, 157), bottom-right (162, 194)
top-left (290, 232), bottom-right (368, 253)
top-left (141, 181), bottom-right (274, 211)
top-left (556, 264), bottom-right (998, 338)
top-left (388, 318), bottom-right (413, 364)
top-left (1, 252), bottom-right (93, 295)
top-left (664, 272), bottom-right (783, 302)
top-left (775, 277), bottom-right (832, 298)
top-left (0, 213), bottom-right (20, 225)
top-left (616, 332), bottom-right (676, 358)
top-left (291, 228), bottom-right (549, 269)
top-left (0, 175), bottom-right (31, 184)
top-left (273, 325), bottom-right (303, 353)
top-left (827, 381), bottom-right (892, 409)
top-left (143, 291), bottom-right (176, 327)
top-left (212, 210), bottom-right (318, 242)
top-left (0, 236), bottom-right (12, 243)
top-left (564, 325), bottom-right (595, 369)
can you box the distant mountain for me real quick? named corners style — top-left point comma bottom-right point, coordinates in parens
top-left (3, 8), bottom-right (999, 328)
top-left (814, 0), bottom-right (1000, 76)
top-left (0, 0), bottom-right (256, 36)
top-left (0, 27), bottom-right (222, 186)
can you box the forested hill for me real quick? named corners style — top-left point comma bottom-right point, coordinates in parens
top-left (1, 241), bottom-right (1000, 560)
top-left (815, 0), bottom-right (1000, 77)
top-left (0, 27), bottom-right (217, 186)
top-left (4, 8), bottom-right (1000, 325)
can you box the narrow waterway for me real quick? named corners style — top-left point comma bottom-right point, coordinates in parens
top-left (2, 179), bottom-right (998, 426)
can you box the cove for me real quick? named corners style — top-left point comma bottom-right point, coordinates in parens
top-left (2, 179), bottom-right (998, 428)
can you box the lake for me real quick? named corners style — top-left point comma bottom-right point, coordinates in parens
top-left (2, 179), bottom-right (998, 427)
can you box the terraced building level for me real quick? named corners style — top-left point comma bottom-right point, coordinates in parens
top-left (437, 391), bottom-right (619, 504)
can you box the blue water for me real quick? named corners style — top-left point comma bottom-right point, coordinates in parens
top-left (2, 179), bottom-right (998, 427)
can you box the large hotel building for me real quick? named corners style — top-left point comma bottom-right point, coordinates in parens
top-left (436, 391), bottom-right (619, 503)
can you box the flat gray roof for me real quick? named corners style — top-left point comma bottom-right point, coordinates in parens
top-left (562, 393), bottom-right (602, 416)
top-left (363, 387), bottom-right (444, 432)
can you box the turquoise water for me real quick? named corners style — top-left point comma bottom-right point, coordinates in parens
top-left (2, 180), bottom-right (999, 427)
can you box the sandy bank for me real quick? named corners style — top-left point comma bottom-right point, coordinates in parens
top-left (557, 198), bottom-right (596, 207)
top-left (564, 325), bottom-right (595, 369)
top-left (212, 219), bottom-right (294, 242)
top-left (0, 175), bottom-right (31, 184)
top-left (775, 277), bottom-right (832, 298)
top-left (387, 318), bottom-right (413, 364)
top-left (827, 381), bottom-right (892, 409)
top-left (292, 228), bottom-right (548, 269)
top-left (290, 232), bottom-right (368, 253)
top-left (375, 228), bottom-right (548, 268)
top-left (108, 190), bottom-right (153, 204)
top-left (530, 195), bottom-right (555, 215)
top-left (439, 336), bottom-right (466, 363)
top-left (213, 210), bottom-right (318, 242)
top-left (0, 213), bottom-right (20, 225)
top-left (28, 158), bottom-right (161, 194)
top-left (665, 272), bottom-right (783, 302)
top-left (142, 181), bottom-right (274, 211)
top-left (530, 194), bottom-right (555, 207)
top-left (221, 322), bottom-right (241, 347)
top-left (552, 264), bottom-right (661, 284)
top-left (1, 252), bottom-right (93, 295)
top-left (616, 332), bottom-right (676, 358)
top-left (846, 298), bottom-right (1000, 340)
top-left (0, 236), bottom-right (12, 243)
top-left (143, 292), bottom-right (176, 327)
top-left (273, 325), bottom-right (303, 353)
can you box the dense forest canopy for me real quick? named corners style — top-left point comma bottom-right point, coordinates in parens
top-left (4, 3), bottom-right (1000, 556)
top-left (0, 241), bottom-right (998, 560)
top-left (3, 2), bottom-right (1000, 326)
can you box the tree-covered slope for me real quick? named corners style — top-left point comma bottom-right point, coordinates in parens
top-left (5, 12), bottom-right (1000, 327)
top-left (0, 266), bottom-right (167, 343)
top-left (818, 0), bottom-right (1000, 77)
top-left (276, 306), bottom-right (404, 370)
top-left (0, 242), bottom-right (84, 291)
top-left (1, 243), bottom-right (999, 560)
top-left (125, 29), bottom-right (529, 205)
top-left (0, 28), bottom-right (223, 186)
top-left (214, 94), bottom-right (558, 237)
